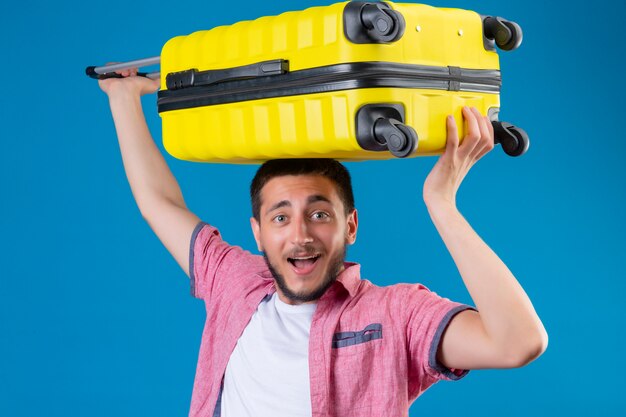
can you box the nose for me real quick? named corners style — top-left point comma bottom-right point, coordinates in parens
top-left (291, 215), bottom-right (314, 245)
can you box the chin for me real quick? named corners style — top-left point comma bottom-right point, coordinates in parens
top-left (285, 275), bottom-right (325, 295)
top-left (263, 251), bottom-right (345, 303)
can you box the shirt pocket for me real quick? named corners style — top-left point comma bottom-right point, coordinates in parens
top-left (329, 323), bottom-right (384, 409)
top-left (331, 323), bottom-right (383, 351)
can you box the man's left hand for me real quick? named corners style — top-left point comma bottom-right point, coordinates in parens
top-left (422, 106), bottom-right (494, 208)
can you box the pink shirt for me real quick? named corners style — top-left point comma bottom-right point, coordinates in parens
top-left (188, 222), bottom-right (474, 417)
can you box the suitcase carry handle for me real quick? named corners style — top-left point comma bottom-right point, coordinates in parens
top-left (165, 59), bottom-right (290, 90)
top-left (85, 56), bottom-right (161, 80)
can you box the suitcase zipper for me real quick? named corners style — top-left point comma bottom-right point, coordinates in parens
top-left (157, 62), bottom-right (500, 113)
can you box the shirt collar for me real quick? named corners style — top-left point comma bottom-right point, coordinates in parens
top-left (333, 262), bottom-right (362, 298)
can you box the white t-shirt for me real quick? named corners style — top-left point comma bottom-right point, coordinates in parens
top-left (220, 292), bottom-right (317, 417)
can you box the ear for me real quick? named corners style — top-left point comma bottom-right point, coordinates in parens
top-left (250, 217), bottom-right (263, 252)
top-left (345, 208), bottom-right (358, 245)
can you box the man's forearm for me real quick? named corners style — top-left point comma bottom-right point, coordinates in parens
top-left (426, 200), bottom-right (548, 356)
top-left (108, 92), bottom-right (186, 214)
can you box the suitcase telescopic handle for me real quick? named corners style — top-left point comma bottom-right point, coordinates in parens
top-left (85, 56), bottom-right (161, 80)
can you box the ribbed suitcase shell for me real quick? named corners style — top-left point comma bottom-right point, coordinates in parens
top-left (159, 1), bottom-right (501, 163)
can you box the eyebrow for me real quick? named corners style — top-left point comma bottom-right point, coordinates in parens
top-left (265, 194), bottom-right (332, 216)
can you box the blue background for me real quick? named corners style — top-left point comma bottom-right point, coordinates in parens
top-left (1, 0), bottom-right (624, 415)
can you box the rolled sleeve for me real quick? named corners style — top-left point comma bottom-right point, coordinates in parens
top-left (427, 304), bottom-right (477, 380)
top-left (189, 221), bottom-right (259, 300)
top-left (405, 284), bottom-right (476, 384)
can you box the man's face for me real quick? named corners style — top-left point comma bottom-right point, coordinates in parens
top-left (251, 175), bottom-right (358, 305)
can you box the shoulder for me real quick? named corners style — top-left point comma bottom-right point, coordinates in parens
top-left (193, 222), bottom-right (264, 269)
top-left (355, 280), bottom-right (434, 301)
top-left (190, 222), bottom-right (272, 299)
top-left (344, 279), bottom-right (437, 317)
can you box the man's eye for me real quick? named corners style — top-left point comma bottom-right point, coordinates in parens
top-left (312, 212), bottom-right (329, 220)
top-left (273, 215), bottom-right (287, 223)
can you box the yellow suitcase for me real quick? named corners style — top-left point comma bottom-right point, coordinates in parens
top-left (89, 1), bottom-right (529, 162)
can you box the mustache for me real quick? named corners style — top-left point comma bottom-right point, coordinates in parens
top-left (285, 245), bottom-right (323, 258)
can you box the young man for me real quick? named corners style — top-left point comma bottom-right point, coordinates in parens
top-left (99, 71), bottom-right (547, 417)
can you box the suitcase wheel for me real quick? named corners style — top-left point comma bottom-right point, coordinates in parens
top-left (373, 118), bottom-right (418, 158)
top-left (344, 2), bottom-right (406, 44)
top-left (356, 104), bottom-right (418, 158)
top-left (483, 16), bottom-right (523, 51)
top-left (492, 121), bottom-right (529, 157)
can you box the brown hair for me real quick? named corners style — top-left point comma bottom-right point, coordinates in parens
top-left (250, 159), bottom-right (355, 221)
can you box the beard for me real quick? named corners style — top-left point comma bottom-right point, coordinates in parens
top-left (263, 245), bottom-right (346, 303)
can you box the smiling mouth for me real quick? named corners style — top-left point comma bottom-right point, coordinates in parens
top-left (287, 255), bottom-right (321, 275)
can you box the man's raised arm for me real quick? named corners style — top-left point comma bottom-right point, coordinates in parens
top-left (422, 107), bottom-right (548, 370)
top-left (99, 70), bottom-right (200, 277)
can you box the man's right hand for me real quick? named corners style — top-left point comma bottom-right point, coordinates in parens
top-left (98, 65), bottom-right (161, 98)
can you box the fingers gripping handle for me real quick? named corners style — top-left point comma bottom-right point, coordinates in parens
top-left (85, 56), bottom-right (161, 80)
